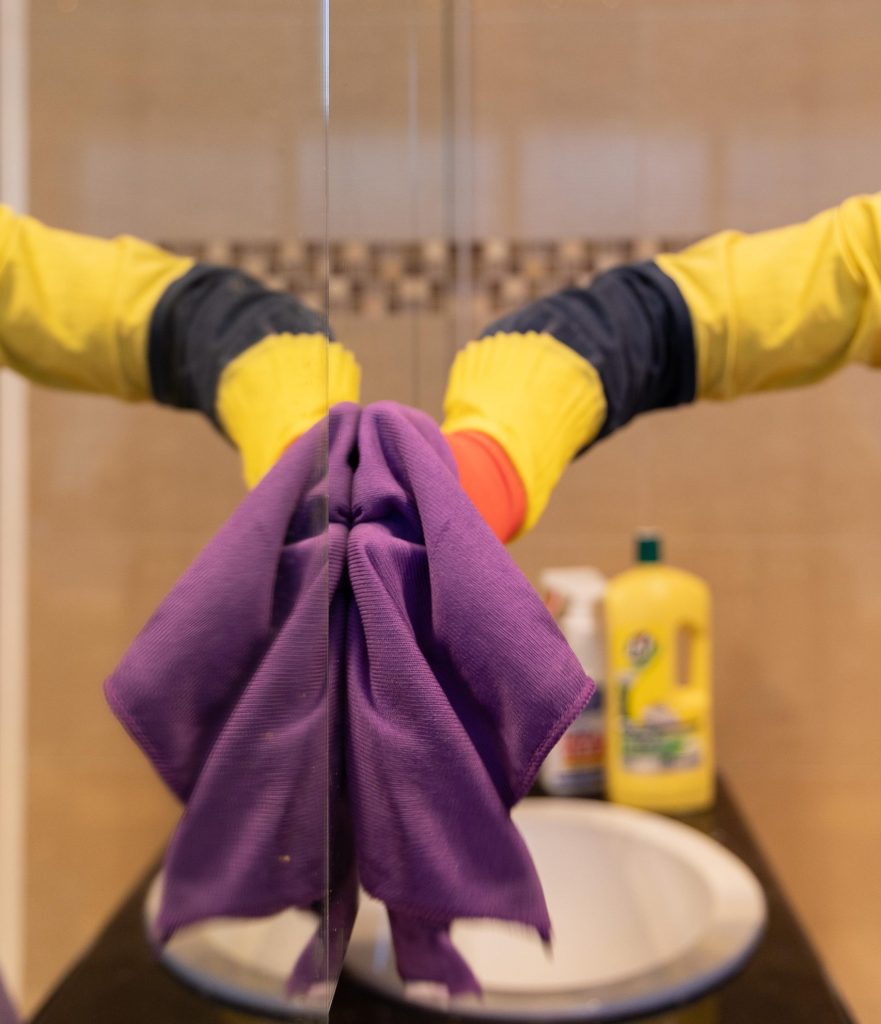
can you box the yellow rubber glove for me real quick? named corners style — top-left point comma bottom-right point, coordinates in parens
top-left (655, 193), bottom-right (881, 398)
top-left (217, 334), bottom-right (361, 488)
top-left (146, 261), bottom-right (360, 488)
top-left (441, 248), bottom-right (699, 536)
top-left (442, 331), bottom-right (606, 536)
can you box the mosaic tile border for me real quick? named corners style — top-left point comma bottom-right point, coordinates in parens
top-left (161, 238), bottom-right (694, 317)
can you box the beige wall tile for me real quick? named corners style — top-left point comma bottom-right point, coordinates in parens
top-left (30, 0), bottom-right (326, 239)
top-left (25, 390), bottom-right (244, 1006)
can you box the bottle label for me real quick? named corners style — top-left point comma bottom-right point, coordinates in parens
top-left (618, 631), bottom-right (703, 774)
top-left (541, 689), bottom-right (604, 795)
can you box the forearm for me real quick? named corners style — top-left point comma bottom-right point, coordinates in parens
top-left (442, 263), bottom-right (693, 534)
top-left (148, 263), bottom-right (359, 486)
top-left (0, 205), bottom-right (360, 486)
top-left (656, 193), bottom-right (881, 399)
top-left (0, 204), bottom-right (192, 398)
top-left (445, 193), bottom-right (881, 536)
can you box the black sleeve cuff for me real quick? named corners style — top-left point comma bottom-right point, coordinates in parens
top-left (148, 264), bottom-right (332, 428)
top-left (480, 260), bottom-right (696, 452)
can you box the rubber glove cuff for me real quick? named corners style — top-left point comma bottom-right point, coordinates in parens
top-left (442, 332), bottom-right (605, 535)
top-left (217, 335), bottom-right (361, 488)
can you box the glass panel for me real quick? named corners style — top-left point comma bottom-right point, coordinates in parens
top-left (8, 1), bottom-right (332, 1019)
top-left (0, 0), bottom-right (29, 1012)
top-left (329, 0), bottom-right (453, 416)
top-left (325, 1), bottom-right (879, 1022)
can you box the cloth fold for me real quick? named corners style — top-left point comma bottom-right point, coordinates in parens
top-left (105, 401), bottom-right (593, 996)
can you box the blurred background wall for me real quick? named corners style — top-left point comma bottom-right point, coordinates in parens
top-left (18, 0), bottom-right (881, 1018)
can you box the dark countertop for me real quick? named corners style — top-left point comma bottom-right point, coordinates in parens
top-left (33, 780), bottom-right (856, 1024)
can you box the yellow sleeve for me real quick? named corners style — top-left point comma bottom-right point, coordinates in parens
top-left (656, 194), bottom-right (881, 400)
top-left (0, 205), bottom-right (193, 399)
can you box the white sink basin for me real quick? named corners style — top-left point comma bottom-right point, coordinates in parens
top-left (146, 797), bottom-right (766, 1020)
top-left (347, 799), bottom-right (766, 1019)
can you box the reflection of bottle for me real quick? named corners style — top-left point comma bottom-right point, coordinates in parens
top-left (538, 568), bottom-right (606, 797)
top-left (605, 532), bottom-right (715, 812)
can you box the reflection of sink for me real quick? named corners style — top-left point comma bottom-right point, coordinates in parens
top-left (144, 878), bottom-right (327, 1017)
top-left (146, 798), bottom-right (765, 1021)
top-left (347, 799), bottom-right (766, 1020)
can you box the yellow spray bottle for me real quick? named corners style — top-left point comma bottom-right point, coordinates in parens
top-left (604, 531), bottom-right (714, 813)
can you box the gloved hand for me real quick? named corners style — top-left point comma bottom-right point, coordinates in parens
top-left (147, 263), bottom-right (360, 487)
top-left (442, 333), bottom-right (603, 542)
top-left (443, 193), bottom-right (881, 542)
top-left (441, 263), bottom-right (693, 540)
top-left (0, 205), bottom-right (360, 486)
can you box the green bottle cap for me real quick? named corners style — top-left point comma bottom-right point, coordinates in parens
top-left (636, 530), bottom-right (662, 563)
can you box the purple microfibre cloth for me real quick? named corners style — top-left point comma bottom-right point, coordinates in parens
top-left (105, 401), bottom-right (594, 996)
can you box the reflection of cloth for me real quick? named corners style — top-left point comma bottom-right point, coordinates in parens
top-left (0, 974), bottom-right (17, 1024)
top-left (105, 401), bottom-right (593, 995)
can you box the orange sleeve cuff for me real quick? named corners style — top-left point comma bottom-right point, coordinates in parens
top-left (446, 430), bottom-right (526, 543)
